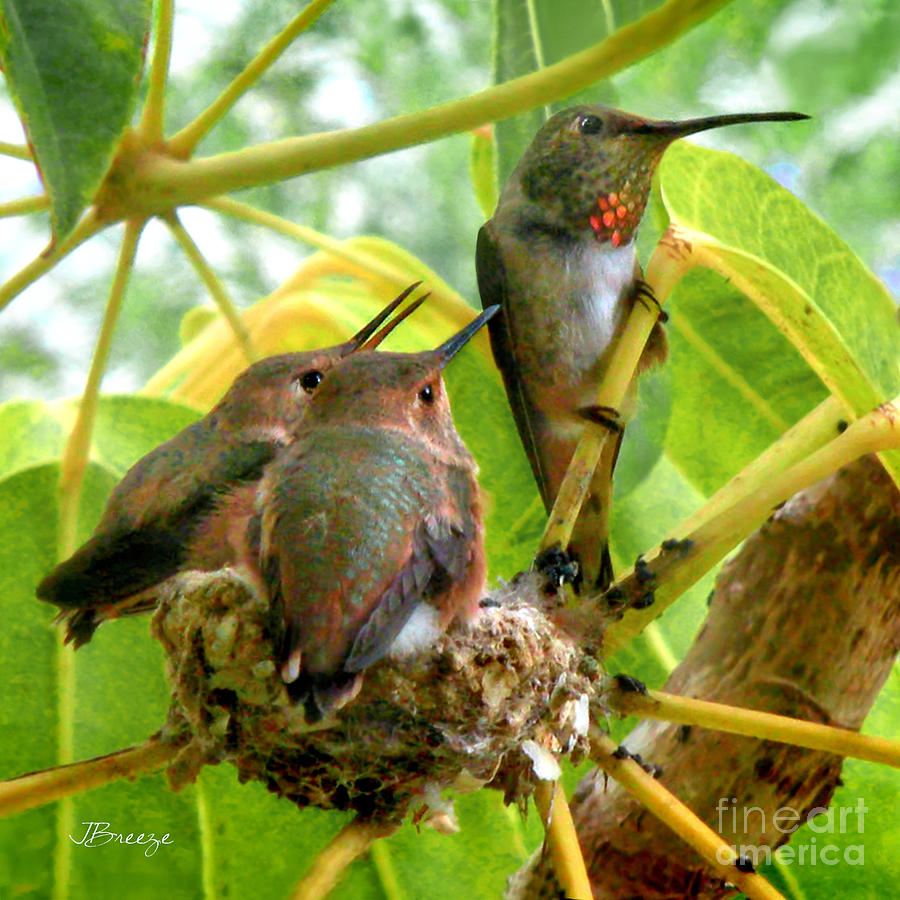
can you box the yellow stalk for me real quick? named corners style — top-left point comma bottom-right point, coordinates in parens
top-left (125, 0), bottom-right (731, 211)
top-left (603, 395), bottom-right (900, 655)
top-left (139, 0), bottom-right (175, 144)
top-left (290, 819), bottom-right (398, 900)
top-left (168, 0), bottom-right (338, 158)
top-left (540, 226), bottom-right (697, 553)
top-left (163, 212), bottom-right (258, 362)
top-left (591, 730), bottom-right (788, 900)
top-left (0, 741), bottom-right (177, 818)
top-left (0, 210), bottom-right (104, 311)
top-left (0, 140), bottom-right (31, 160)
top-left (609, 685), bottom-right (900, 768)
top-left (0, 194), bottom-right (48, 218)
top-left (534, 780), bottom-right (594, 900)
top-left (205, 196), bottom-right (415, 287)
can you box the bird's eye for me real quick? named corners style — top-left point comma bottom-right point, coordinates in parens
top-left (578, 114), bottom-right (603, 135)
top-left (418, 384), bottom-right (435, 404)
top-left (299, 370), bottom-right (323, 393)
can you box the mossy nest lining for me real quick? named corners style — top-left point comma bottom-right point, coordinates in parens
top-left (151, 570), bottom-right (612, 821)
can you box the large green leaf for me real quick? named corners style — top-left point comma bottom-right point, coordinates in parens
top-left (0, 399), bottom-right (65, 477)
top-left (659, 141), bottom-right (900, 484)
top-left (664, 267), bottom-right (827, 495)
top-left (0, 0), bottom-right (150, 240)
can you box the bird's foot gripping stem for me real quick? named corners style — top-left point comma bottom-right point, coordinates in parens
top-left (534, 544), bottom-right (581, 595)
top-left (634, 279), bottom-right (668, 323)
top-left (578, 404), bottom-right (624, 434)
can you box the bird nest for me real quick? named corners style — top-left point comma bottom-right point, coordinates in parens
top-left (151, 570), bottom-right (612, 823)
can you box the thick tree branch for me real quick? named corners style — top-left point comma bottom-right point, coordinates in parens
top-left (515, 455), bottom-right (900, 898)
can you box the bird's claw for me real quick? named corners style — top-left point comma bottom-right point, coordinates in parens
top-left (534, 545), bottom-right (581, 595)
top-left (634, 279), bottom-right (668, 322)
top-left (578, 404), bottom-right (623, 434)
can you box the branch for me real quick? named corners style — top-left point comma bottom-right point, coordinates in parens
top-left (589, 731), bottom-right (788, 900)
top-left (0, 209), bottom-right (104, 311)
top-left (139, 0), bottom-right (174, 144)
top-left (163, 212), bottom-right (258, 362)
top-left (168, 0), bottom-right (338, 158)
top-left (0, 740), bottom-right (177, 817)
top-left (0, 195), bottom-right (48, 218)
top-left (289, 819), bottom-right (398, 900)
top-left (119, 0), bottom-right (731, 212)
top-left (519, 454), bottom-right (900, 897)
top-left (602, 395), bottom-right (900, 655)
top-left (540, 228), bottom-right (694, 554)
top-left (608, 685), bottom-right (900, 768)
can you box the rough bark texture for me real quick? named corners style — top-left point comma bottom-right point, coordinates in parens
top-left (514, 455), bottom-right (900, 899)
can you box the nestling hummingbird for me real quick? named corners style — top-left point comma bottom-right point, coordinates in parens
top-left (476, 105), bottom-right (809, 588)
top-left (37, 285), bottom-right (428, 647)
top-left (250, 305), bottom-right (499, 721)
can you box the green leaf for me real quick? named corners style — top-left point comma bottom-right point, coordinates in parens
top-left (664, 268), bottom-right (827, 496)
top-left (491, 0), bottom-right (546, 185)
top-left (85, 395), bottom-right (202, 478)
top-left (444, 327), bottom-right (541, 580)
top-left (0, 395), bottom-right (211, 896)
top-left (615, 363), bottom-right (672, 501)
top-left (0, 0), bottom-right (151, 240)
top-left (659, 141), bottom-right (900, 483)
top-left (0, 461), bottom-right (115, 897)
top-left (0, 399), bottom-right (65, 478)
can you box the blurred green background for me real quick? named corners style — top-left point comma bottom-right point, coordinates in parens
top-left (0, 0), bottom-right (896, 402)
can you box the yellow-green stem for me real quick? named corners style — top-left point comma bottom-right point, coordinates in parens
top-left (0, 741), bottom-right (177, 817)
top-left (0, 210), bottom-right (104, 311)
top-left (591, 730), bottom-right (788, 900)
top-left (609, 686), bottom-right (900, 768)
top-left (0, 195), bottom-right (48, 218)
top-left (534, 780), bottom-right (594, 900)
top-left (140, 0), bottom-right (174, 144)
top-left (205, 196), bottom-right (414, 288)
top-left (0, 140), bottom-right (31, 160)
top-left (168, 0), bottom-right (338, 158)
top-left (51, 221), bottom-right (139, 898)
top-left (127, 0), bottom-right (730, 211)
top-left (57, 220), bottom-right (144, 555)
top-left (603, 395), bottom-right (900, 655)
top-left (291, 820), bottom-right (399, 900)
top-left (677, 395), bottom-right (846, 538)
top-left (163, 212), bottom-right (258, 362)
top-left (540, 226), bottom-right (696, 554)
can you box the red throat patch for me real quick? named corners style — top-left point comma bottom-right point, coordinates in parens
top-left (589, 189), bottom-right (639, 247)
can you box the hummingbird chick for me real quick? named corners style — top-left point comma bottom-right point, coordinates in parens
top-left (37, 285), bottom-right (428, 647)
top-left (251, 306), bottom-right (499, 721)
top-left (477, 105), bottom-right (808, 589)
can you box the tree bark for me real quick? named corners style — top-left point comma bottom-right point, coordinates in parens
top-left (514, 455), bottom-right (900, 899)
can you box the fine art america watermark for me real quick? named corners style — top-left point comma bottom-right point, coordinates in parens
top-left (69, 822), bottom-right (173, 858)
top-left (715, 797), bottom-right (867, 868)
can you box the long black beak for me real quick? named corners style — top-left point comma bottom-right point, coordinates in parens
top-left (436, 305), bottom-right (500, 368)
top-left (342, 281), bottom-right (423, 354)
top-left (360, 292), bottom-right (430, 351)
top-left (632, 111), bottom-right (809, 141)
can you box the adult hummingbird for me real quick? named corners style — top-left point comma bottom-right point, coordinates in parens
top-left (37, 285), bottom-right (428, 647)
top-left (476, 105), bottom-right (808, 588)
top-left (251, 305), bottom-right (499, 720)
